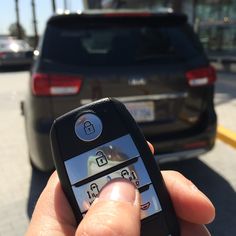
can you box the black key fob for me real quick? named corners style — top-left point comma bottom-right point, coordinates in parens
top-left (50, 98), bottom-right (180, 236)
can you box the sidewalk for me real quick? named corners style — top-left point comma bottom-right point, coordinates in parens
top-left (214, 71), bottom-right (236, 148)
top-left (211, 60), bottom-right (236, 74)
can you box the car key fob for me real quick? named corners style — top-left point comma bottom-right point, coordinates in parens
top-left (50, 98), bottom-right (180, 236)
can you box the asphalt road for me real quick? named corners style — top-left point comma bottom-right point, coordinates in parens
top-left (0, 67), bottom-right (235, 236)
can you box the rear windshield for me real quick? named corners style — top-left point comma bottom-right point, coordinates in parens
top-left (42, 21), bottom-right (205, 66)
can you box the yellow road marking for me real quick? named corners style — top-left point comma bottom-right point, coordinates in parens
top-left (217, 125), bottom-right (236, 149)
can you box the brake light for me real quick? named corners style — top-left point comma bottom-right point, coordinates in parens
top-left (103, 12), bottom-right (151, 17)
top-left (185, 66), bottom-right (216, 87)
top-left (0, 52), bottom-right (6, 58)
top-left (184, 141), bottom-right (207, 149)
top-left (32, 73), bottom-right (83, 96)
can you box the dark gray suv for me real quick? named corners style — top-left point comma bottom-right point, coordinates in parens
top-left (22, 11), bottom-right (217, 171)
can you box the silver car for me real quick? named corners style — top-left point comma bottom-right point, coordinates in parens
top-left (0, 38), bottom-right (33, 66)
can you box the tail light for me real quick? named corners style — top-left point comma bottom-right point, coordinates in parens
top-left (0, 52), bottom-right (6, 58)
top-left (32, 73), bottom-right (83, 96)
top-left (185, 66), bottom-right (216, 87)
top-left (104, 12), bottom-right (151, 17)
top-left (184, 141), bottom-right (208, 149)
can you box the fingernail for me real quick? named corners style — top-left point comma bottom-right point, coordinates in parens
top-left (98, 179), bottom-right (138, 205)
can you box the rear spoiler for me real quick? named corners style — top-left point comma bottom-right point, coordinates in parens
top-left (47, 11), bottom-right (188, 27)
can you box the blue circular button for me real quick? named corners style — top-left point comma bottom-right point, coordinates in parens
top-left (74, 113), bottom-right (103, 142)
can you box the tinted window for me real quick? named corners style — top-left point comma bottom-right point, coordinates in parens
top-left (42, 22), bottom-right (205, 66)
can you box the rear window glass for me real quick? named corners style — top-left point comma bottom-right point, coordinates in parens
top-left (42, 22), bottom-right (205, 66)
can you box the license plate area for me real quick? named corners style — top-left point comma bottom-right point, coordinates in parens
top-left (124, 101), bottom-right (155, 122)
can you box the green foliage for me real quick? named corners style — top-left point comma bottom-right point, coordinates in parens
top-left (8, 22), bottom-right (26, 39)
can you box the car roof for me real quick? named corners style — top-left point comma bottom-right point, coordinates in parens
top-left (47, 10), bottom-right (187, 25)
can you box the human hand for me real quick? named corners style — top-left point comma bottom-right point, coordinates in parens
top-left (25, 170), bottom-right (214, 236)
top-left (26, 144), bottom-right (215, 236)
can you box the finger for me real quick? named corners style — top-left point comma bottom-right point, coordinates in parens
top-left (26, 171), bottom-right (76, 236)
top-left (180, 220), bottom-right (211, 236)
top-left (147, 143), bottom-right (214, 225)
top-left (76, 179), bottom-right (141, 236)
top-left (162, 171), bottom-right (215, 225)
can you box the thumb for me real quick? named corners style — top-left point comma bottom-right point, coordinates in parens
top-left (76, 179), bottom-right (141, 236)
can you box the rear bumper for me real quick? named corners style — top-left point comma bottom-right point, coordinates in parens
top-left (147, 108), bottom-right (217, 163)
top-left (0, 58), bottom-right (32, 66)
top-left (26, 110), bottom-right (216, 171)
top-left (148, 128), bottom-right (216, 163)
top-left (24, 84), bottom-right (217, 171)
top-left (156, 148), bottom-right (211, 163)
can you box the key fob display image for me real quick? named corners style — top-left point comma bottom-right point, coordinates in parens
top-left (50, 98), bottom-right (180, 236)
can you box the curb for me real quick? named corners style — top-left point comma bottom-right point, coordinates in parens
top-left (217, 125), bottom-right (236, 149)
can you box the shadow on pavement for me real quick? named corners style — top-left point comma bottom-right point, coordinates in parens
top-left (215, 71), bottom-right (236, 106)
top-left (27, 167), bottom-right (52, 218)
top-left (0, 65), bottom-right (31, 73)
top-left (160, 158), bottom-right (236, 236)
top-left (27, 158), bottom-right (236, 236)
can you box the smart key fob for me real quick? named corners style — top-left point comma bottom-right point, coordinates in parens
top-left (50, 98), bottom-right (180, 236)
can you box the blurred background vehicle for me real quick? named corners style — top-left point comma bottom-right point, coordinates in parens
top-left (0, 37), bottom-right (33, 67)
top-left (22, 11), bottom-right (217, 172)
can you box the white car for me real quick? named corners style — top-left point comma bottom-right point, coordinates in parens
top-left (0, 38), bottom-right (33, 66)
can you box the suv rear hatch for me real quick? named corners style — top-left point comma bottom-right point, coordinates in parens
top-left (34, 12), bottom-right (216, 138)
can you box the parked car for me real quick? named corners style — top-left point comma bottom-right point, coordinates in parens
top-left (0, 38), bottom-right (33, 67)
top-left (22, 11), bottom-right (217, 171)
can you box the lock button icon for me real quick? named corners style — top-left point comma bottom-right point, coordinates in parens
top-left (84, 120), bottom-right (95, 135)
top-left (75, 113), bottom-right (103, 142)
